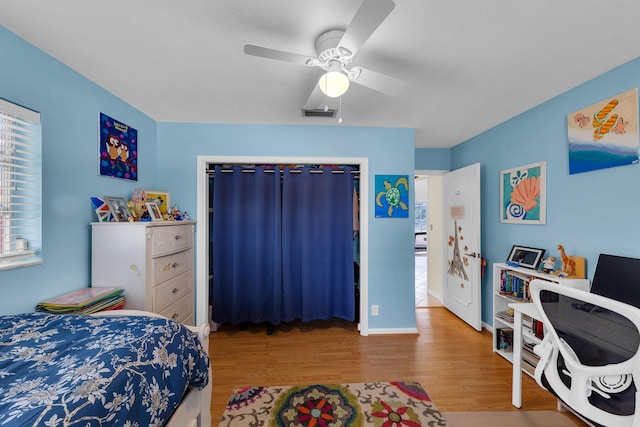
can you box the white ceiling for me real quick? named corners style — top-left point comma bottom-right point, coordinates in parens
top-left (3, 1), bottom-right (640, 148)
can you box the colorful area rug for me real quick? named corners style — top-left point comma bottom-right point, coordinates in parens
top-left (218, 381), bottom-right (448, 426)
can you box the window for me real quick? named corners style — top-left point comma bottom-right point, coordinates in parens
top-left (414, 202), bottom-right (427, 232)
top-left (0, 98), bottom-right (42, 270)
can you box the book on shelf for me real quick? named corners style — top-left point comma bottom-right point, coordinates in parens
top-left (522, 314), bottom-right (533, 326)
top-left (532, 319), bottom-right (545, 339)
top-left (499, 269), bottom-right (534, 301)
top-left (496, 309), bottom-right (514, 322)
top-left (522, 359), bottom-right (536, 376)
top-left (36, 287), bottom-right (124, 314)
top-left (497, 327), bottom-right (514, 352)
top-left (522, 348), bottom-right (540, 366)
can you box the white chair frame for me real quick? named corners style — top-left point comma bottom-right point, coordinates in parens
top-left (530, 279), bottom-right (640, 427)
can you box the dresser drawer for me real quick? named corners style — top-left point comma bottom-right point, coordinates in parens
top-left (153, 270), bottom-right (194, 313)
top-left (150, 224), bottom-right (193, 257)
top-left (151, 248), bottom-right (193, 285)
top-left (158, 292), bottom-right (193, 324)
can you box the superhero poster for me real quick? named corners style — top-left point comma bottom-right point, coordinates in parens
top-left (99, 113), bottom-right (137, 181)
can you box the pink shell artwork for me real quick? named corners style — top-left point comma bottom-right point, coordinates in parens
top-left (510, 176), bottom-right (540, 211)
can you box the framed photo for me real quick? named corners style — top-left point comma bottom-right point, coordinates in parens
top-left (500, 161), bottom-right (546, 224)
top-left (506, 245), bottom-right (545, 270)
top-left (145, 190), bottom-right (170, 215)
top-left (99, 113), bottom-right (138, 181)
top-left (146, 202), bottom-right (163, 221)
top-left (104, 196), bottom-right (132, 222)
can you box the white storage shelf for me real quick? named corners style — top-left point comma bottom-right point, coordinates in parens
top-left (492, 262), bottom-right (589, 374)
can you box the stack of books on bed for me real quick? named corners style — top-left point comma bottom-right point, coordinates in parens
top-left (36, 287), bottom-right (125, 315)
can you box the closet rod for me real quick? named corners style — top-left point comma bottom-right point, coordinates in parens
top-left (207, 169), bottom-right (359, 175)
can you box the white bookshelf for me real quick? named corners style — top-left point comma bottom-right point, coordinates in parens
top-left (492, 262), bottom-right (590, 373)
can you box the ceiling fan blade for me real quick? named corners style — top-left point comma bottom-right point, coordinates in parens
top-left (244, 44), bottom-right (314, 66)
top-left (351, 67), bottom-right (404, 97)
top-left (338, 0), bottom-right (395, 57)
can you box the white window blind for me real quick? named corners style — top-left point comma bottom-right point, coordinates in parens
top-left (0, 98), bottom-right (42, 270)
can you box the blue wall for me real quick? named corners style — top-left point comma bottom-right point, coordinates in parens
top-left (0, 26), bottom-right (158, 314)
top-left (0, 25), bottom-right (418, 330)
top-left (415, 148), bottom-right (450, 170)
top-left (450, 57), bottom-right (640, 324)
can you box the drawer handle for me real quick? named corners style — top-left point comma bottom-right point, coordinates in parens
top-left (172, 287), bottom-right (180, 294)
top-left (172, 262), bottom-right (179, 269)
top-left (174, 235), bottom-right (182, 240)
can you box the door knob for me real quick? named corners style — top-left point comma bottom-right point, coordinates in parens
top-left (464, 252), bottom-right (479, 258)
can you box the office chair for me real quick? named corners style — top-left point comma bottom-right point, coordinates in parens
top-left (529, 279), bottom-right (640, 427)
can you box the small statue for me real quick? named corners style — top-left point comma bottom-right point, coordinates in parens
top-left (130, 188), bottom-right (147, 219)
top-left (541, 256), bottom-right (556, 273)
top-left (139, 205), bottom-right (151, 221)
top-left (171, 204), bottom-right (182, 221)
top-left (557, 245), bottom-right (576, 276)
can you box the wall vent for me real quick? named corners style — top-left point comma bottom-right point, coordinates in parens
top-left (302, 108), bottom-right (336, 118)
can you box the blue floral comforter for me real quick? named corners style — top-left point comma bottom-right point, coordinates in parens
top-left (0, 312), bottom-right (210, 426)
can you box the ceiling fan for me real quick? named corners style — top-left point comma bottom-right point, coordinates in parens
top-left (243, 0), bottom-right (404, 115)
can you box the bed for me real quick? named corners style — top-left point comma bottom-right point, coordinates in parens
top-left (0, 309), bottom-right (212, 427)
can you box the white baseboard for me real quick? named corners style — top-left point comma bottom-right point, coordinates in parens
top-left (367, 327), bottom-right (419, 335)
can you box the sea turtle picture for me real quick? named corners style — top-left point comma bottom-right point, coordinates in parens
top-left (375, 175), bottom-right (409, 217)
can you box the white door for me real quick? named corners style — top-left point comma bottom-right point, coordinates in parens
top-left (442, 163), bottom-right (482, 331)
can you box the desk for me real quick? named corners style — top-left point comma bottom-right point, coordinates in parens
top-left (508, 302), bottom-right (541, 408)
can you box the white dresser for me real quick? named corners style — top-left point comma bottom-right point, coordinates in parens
top-left (91, 221), bottom-right (196, 325)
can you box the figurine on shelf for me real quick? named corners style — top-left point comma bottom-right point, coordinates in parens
top-left (555, 244), bottom-right (586, 278)
top-left (557, 245), bottom-right (576, 276)
top-left (139, 204), bottom-right (151, 222)
top-left (130, 188), bottom-right (147, 220)
top-left (541, 256), bottom-right (556, 273)
top-left (171, 204), bottom-right (182, 221)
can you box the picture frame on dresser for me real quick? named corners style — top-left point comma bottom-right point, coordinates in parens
top-left (145, 190), bottom-right (170, 215)
top-left (104, 196), bottom-right (132, 222)
top-left (146, 202), bottom-right (163, 221)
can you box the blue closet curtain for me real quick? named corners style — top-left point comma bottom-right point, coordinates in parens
top-left (281, 167), bottom-right (355, 322)
top-left (212, 166), bottom-right (283, 325)
top-left (212, 165), bottom-right (355, 325)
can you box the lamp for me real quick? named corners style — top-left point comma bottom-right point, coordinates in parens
top-left (318, 66), bottom-right (350, 98)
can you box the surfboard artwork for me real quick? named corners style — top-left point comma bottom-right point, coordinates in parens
top-left (567, 88), bottom-right (639, 174)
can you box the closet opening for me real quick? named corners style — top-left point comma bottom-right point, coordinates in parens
top-left (206, 163), bottom-right (361, 335)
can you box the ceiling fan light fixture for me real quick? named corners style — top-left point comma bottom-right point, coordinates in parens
top-left (318, 71), bottom-right (350, 98)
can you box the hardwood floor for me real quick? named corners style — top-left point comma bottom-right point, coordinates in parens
top-left (208, 307), bottom-right (584, 425)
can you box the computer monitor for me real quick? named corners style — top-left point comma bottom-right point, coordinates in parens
top-left (590, 253), bottom-right (640, 309)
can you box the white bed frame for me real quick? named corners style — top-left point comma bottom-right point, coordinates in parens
top-left (91, 310), bottom-right (212, 427)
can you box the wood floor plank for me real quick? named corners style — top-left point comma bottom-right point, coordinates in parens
top-left (208, 307), bottom-right (585, 425)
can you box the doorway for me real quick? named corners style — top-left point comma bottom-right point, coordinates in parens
top-left (414, 172), bottom-right (444, 308)
top-left (195, 155), bottom-right (371, 335)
